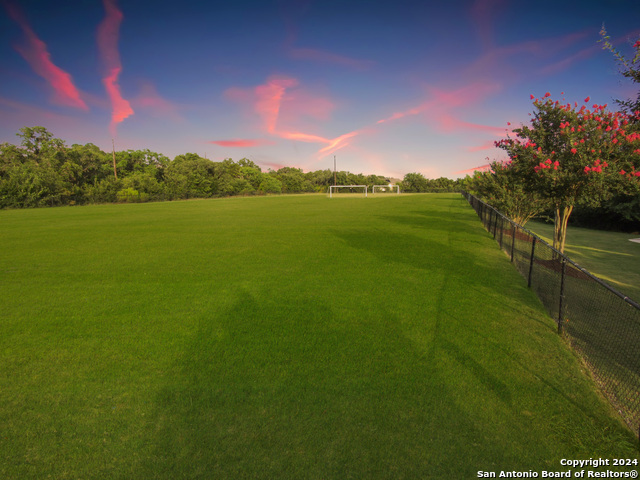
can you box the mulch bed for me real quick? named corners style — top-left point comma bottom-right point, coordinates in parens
top-left (492, 228), bottom-right (593, 281)
top-left (533, 258), bottom-right (592, 281)
top-left (495, 228), bottom-right (535, 242)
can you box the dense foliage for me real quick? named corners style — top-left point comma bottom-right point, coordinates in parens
top-left (0, 127), bottom-right (394, 208)
top-left (466, 160), bottom-right (546, 226)
top-left (398, 172), bottom-right (466, 192)
top-left (467, 32), bottom-right (640, 243)
top-left (469, 94), bottom-right (640, 252)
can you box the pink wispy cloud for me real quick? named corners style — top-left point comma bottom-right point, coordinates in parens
top-left (467, 139), bottom-right (502, 152)
top-left (225, 76), bottom-right (335, 131)
top-left (259, 160), bottom-right (288, 171)
top-left (316, 130), bottom-right (361, 156)
top-left (437, 115), bottom-right (507, 136)
top-left (376, 105), bottom-right (427, 124)
top-left (375, 81), bottom-right (504, 136)
top-left (0, 97), bottom-right (106, 144)
top-left (278, 131), bottom-right (332, 143)
top-left (426, 82), bottom-right (503, 109)
top-left (539, 42), bottom-right (604, 76)
top-left (0, 96), bottom-right (75, 124)
top-left (209, 139), bottom-right (276, 147)
top-left (131, 81), bottom-right (183, 122)
top-left (279, 88), bottom-right (335, 124)
top-left (4, 2), bottom-right (88, 110)
top-left (97, 0), bottom-right (133, 135)
top-left (225, 75), bottom-right (358, 157)
top-left (540, 29), bottom-right (640, 76)
top-left (254, 75), bottom-right (299, 133)
top-left (454, 164), bottom-right (492, 175)
top-left (278, 128), bottom-right (365, 160)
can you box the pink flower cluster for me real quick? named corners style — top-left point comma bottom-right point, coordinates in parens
top-left (494, 139), bottom-right (512, 148)
top-left (619, 168), bottom-right (640, 178)
top-left (534, 158), bottom-right (560, 173)
top-left (504, 93), bottom-right (640, 180)
top-left (584, 159), bottom-right (608, 174)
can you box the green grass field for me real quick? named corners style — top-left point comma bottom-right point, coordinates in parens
top-left (1, 193), bottom-right (637, 479)
top-left (527, 219), bottom-right (640, 302)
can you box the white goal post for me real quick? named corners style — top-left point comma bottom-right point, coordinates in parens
top-left (329, 185), bottom-right (368, 198)
top-left (372, 185), bottom-right (400, 194)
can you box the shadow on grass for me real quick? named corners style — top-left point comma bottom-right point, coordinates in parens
top-left (136, 245), bottom-right (637, 477)
top-left (331, 229), bottom-right (479, 278)
top-left (137, 286), bottom-right (543, 478)
top-left (375, 213), bottom-right (478, 235)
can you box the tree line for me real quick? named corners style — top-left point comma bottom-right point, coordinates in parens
top-left (0, 125), bottom-right (471, 209)
top-left (0, 126), bottom-right (402, 208)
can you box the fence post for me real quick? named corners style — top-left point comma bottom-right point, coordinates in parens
top-left (528, 237), bottom-right (537, 288)
top-left (558, 258), bottom-right (567, 334)
top-left (492, 210), bottom-right (498, 239)
top-left (499, 216), bottom-right (504, 249)
top-left (487, 208), bottom-right (497, 234)
top-left (510, 225), bottom-right (516, 262)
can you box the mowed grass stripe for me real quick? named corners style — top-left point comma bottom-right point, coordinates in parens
top-left (0, 194), bottom-right (636, 479)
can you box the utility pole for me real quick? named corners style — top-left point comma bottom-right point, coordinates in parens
top-left (334, 155), bottom-right (337, 186)
top-left (112, 139), bottom-right (118, 180)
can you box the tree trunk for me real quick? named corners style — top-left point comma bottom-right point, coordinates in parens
top-left (553, 205), bottom-right (574, 254)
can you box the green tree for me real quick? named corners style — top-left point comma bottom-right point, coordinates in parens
top-left (496, 94), bottom-right (640, 252)
top-left (240, 166), bottom-right (264, 190)
top-left (17, 126), bottom-right (65, 157)
top-left (165, 153), bottom-right (217, 199)
top-left (0, 127), bottom-right (68, 207)
top-left (67, 144), bottom-right (111, 186)
top-left (237, 158), bottom-right (261, 170)
top-left (401, 172), bottom-right (429, 192)
top-left (468, 160), bottom-right (546, 225)
top-left (307, 169), bottom-right (333, 189)
top-left (258, 175), bottom-right (282, 194)
top-left (276, 167), bottom-right (307, 193)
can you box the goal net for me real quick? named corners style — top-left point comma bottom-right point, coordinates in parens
top-left (372, 185), bottom-right (400, 194)
top-left (329, 185), bottom-right (368, 198)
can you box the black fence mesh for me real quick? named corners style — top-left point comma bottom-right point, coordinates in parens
top-left (463, 192), bottom-right (640, 434)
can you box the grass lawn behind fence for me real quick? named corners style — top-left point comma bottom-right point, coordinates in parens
top-left (528, 219), bottom-right (640, 302)
top-left (0, 193), bottom-right (637, 479)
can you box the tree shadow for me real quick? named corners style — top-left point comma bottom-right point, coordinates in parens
top-left (331, 228), bottom-right (483, 279)
top-left (135, 287), bottom-right (529, 478)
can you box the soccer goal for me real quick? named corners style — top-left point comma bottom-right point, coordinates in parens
top-left (329, 185), bottom-right (368, 198)
top-left (372, 185), bottom-right (400, 194)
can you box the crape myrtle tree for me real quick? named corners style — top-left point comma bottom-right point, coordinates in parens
top-left (495, 93), bottom-right (640, 253)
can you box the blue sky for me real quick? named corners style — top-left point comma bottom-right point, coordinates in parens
top-left (1, 0), bottom-right (639, 178)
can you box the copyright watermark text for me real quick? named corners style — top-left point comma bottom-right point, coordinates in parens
top-left (477, 458), bottom-right (638, 478)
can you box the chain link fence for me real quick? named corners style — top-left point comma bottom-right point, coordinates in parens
top-left (463, 192), bottom-right (640, 435)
